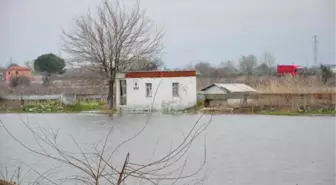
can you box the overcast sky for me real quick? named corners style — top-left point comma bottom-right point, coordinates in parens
top-left (0, 0), bottom-right (335, 68)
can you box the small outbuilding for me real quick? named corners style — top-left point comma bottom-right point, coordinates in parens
top-left (115, 70), bottom-right (197, 112)
top-left (199, 83), bottom-right (256, 107)
top-left (200, 83), bottom-right (256, 94)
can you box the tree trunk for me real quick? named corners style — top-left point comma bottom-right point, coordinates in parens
top-left (107, 79), bottom-right (114, 117)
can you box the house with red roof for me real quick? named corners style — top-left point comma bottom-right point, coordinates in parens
top-left (115, 70), bottom-right (197, 111)
top-left (5, 66), bottom-right (32, 84)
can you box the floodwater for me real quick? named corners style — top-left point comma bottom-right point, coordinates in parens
top-left (0, 113), bottom-right (335, 185)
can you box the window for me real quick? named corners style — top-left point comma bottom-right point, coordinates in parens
top-left (146, 83), bottom-right (152, 97)
top-left (172, 82), bottom-right (179, 97)
top-left (134, 82), bottom-right (139, 90)
top-left (16, 71), bottom-right (18, 75)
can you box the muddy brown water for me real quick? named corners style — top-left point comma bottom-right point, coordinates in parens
top-left (0, 113), bottom-right (335, 185)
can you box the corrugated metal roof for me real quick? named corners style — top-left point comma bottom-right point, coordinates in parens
top-left (214, 83), bottom-right (256, 93)
top-left (216, 83), bottom-right (256, 93)
top-left (201, 83), bottom-right (256, 93)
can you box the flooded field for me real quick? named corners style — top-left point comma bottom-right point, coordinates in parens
top-left (0, 113), bottom-right (335, 185)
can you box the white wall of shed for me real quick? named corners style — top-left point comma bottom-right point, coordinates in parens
top-left (116, 76), bottom-right (197, 110)
top-left (330, 66), bottom-right (336, 73)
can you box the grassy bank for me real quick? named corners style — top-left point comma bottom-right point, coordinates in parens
top-left (2, 101), bottom-right (335, 116)
top-left (0, 179), bottom-right (15, 185)
top-left (198, 107), bottom-right (336, 116)
top-left (258, 109), bottom-right (336, 116)
top-left (160, 100), bottom-right (336, 116)
top-left (1, 101), bottom-right (104, 113)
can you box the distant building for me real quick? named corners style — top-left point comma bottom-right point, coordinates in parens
top-left (5, 66), bottom-right (32, 83)
top-left (115, 70), bottom-right (197, 111)
top-left (329, 65), bottom-right (336, 74)
top-left (0, 67), bottom-right (5, 81)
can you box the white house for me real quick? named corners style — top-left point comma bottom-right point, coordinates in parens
top-left (329, 65), bottom-right (336, 74)
top-left (115, 70), bottom-right (197, 110)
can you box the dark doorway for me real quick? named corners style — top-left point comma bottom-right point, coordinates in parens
top-left (119, 80), bottom-right (127, 105)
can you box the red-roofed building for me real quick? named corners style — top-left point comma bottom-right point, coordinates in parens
top-left (115, 70), bottom-right (197, 111)
top-left (5, 66), bottom-right (32, 83)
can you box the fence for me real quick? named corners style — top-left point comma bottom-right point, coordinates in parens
top-left (202, 92), bottom-right (336, 111)
top-left (0, 94), bottom-right (107, 108)
top-left (0, 83), bottom-right (108, 95)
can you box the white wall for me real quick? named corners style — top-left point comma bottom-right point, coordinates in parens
top-left (116, 76), bottom-right (197, 110)
top-left (330, 66), bottom-right (336, 73)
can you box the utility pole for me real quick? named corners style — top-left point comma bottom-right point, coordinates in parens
top-left (313, 35), bottom-right (318, 67)
top-left (228, 60), bottom-right (232, 83)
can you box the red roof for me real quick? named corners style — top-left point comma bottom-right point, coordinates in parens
top-left (125, 70), bottom-right (196, 78)
top-left (6, 66), bottom-right (31, 71)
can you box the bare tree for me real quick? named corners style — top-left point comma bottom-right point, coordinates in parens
top-left (24, 61), bottom-right (35, 71)
top-left (194, 62), bottom-right (212, 77)
top-left (124, 58), bottom-right (164, 72)
top-left (239, 55), bottom-right (258, 76)
top-left (219, 61), bottom-right (237, 73)
top-left (261, 52), bottom-right (275, 76)
top-left (0, 112), bottom-right (212, 185)
top-left (320, 64), bottom-right (333, 84)
top-left (62, 0), bottom-right (163, 111)
top-left (183, 62), bottom-right (194, 70)
top-left (254, 63), bottom-right (269, 75)
top-left (219, 60), bottom-right (238, 82)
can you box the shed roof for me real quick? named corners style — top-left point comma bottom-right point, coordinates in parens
top-left (200, 83), bottom-right (256, 93)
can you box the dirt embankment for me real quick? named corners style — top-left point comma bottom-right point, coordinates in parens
top-left (0, 180), bottom-right (16, 185)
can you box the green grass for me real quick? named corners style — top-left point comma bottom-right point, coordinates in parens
top-left (64, 102), bottom-right (103, 112)
top-left (258, 110), bottom-right (336, 116)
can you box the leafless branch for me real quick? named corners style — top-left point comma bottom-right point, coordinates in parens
top-left (1, 107), bottom-right (213, 185)
top-left (61, 0), bottom-right (163, 110)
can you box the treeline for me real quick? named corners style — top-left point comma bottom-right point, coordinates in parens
top-left (165, 52), bottom-right (333, 79)
top-left (7, 52), bottom-right (334, 86)
top-left (181, 60), bottom-right (326, 77)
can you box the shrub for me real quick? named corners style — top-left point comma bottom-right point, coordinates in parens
top-left (9, 76), bottom-right (31, 88)
top-left (320, 65), bottom-right (333, 84)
